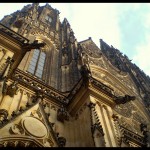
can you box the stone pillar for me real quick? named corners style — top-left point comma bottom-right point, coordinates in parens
top-left (56, 105), bottom-right (68, 147)
top-left (101, 105), bottom-right (115, 147)
top-left (104, 106), bottom-right (117, 146)
top-left (88, 101), bottom-right (105, 147)
top-left (56, 10), bottom-right (60, 32)
top-left (0, 57), bottom-right (13, 79)
top-left (112, 114), bottom-right (122, 146)
top-left (0, 77), bottom-right (6, 104)
top-left (0, 81), bottom-right (18, 114)
top-left (95, 103), bottom-right (111, 147)
top-left (0, 57), bottom-right (14, 103)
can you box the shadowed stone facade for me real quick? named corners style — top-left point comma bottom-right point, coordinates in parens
top-left (0, 3), bottom-right (150, 147)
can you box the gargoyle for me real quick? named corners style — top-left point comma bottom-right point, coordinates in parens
top-left (114, 94), bottom-right (136, 104)
top-left (23, 40), bottom-right (46, 50)
top-left (80, 64), bottom-right (91, 86)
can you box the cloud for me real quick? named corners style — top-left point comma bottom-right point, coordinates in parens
top-left (132, 34), bottom-right (150, 76)
top-left (45, 3), bottom-right (150, 77)
top-left (113, 3), bottom-right (150, 76)
top-left (116, 5), bottom-right (147, 56)
top-left (62, 3), bottom-right (122, 49)
top-left (0, 3), bottom-right (31, 20)
top-left (49, 3), bottom-right (73, 22)
top-left (130, 4), bottom-right (150, 76)
top-left (133, 48), bottom-right (150, 78)
top-left (0, 3), bottom-right (122, 49)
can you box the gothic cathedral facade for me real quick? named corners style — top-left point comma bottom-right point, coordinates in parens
top-left (0, 3), bottom-right (150, 147)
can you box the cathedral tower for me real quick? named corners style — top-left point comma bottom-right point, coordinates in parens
top-left (0, 3), bottom-right (150, 147)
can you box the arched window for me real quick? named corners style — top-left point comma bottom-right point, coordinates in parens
top-left (45, 15), bottom-right (52, 23)
top-left (28, 49), bottom-right (46, 78)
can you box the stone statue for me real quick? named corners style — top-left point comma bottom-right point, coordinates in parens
top-left (6, 81), bottom-right (18, 97)
top-left (57, 105), bottom-right (69, 122)
top-left (80, 64), bottom-right (91, 86)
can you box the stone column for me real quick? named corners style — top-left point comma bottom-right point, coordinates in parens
top-left (104, 106), bottom-right (117, 147)
top-left (0, 57), bottom-right (14, 105)
top-left (0, 57), bottom-right (13, 79)
top-left (0, 81), bottom-right (18, 115)
top-left (112, 114), bottom-right (122, 146)
top-left (56, 10), bottom-right (60, 32)
top-left (88, 102), bottom-right (105, 147)
top-left (56, 105), bottom-right (68, 147)
top-left (101, 105), bottom-right (113, 147)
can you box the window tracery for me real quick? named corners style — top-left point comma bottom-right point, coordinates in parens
top-left (28, 49), bottom-right (46, 78)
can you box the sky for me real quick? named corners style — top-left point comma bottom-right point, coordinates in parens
top-left (0, 3), bottom-right (150, 77)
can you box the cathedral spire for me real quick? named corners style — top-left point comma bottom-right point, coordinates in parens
top-left (32, 3), bottom-right (39, 9)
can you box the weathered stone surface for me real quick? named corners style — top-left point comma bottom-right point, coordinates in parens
top-left (0, 3), bottom-right (150, 148)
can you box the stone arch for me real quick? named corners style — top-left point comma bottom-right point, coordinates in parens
top-left (33, 35), bottom-right (60, 89)
top-left (35, 35), bottom-right (57, 53)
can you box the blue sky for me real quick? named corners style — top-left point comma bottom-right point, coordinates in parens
top-left (0, 3), bottom-right (150, 76)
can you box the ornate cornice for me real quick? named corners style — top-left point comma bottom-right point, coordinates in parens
top-left (0, 91), bottom-right (42, 129)
top-left (89, 77), bottom-right (114, 97)
top-left (12, 69), bottom-right (68, 105)
top-left (120, 125), bottom-right (146, 147)
top-left (0, 137), bottom-right (44, 147)
top-left (0, 23), bottom-right (29, 44)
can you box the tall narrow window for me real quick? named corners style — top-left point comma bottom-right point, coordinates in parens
top-left (28, 49), bottom-right (46, 78)
top-left (45, 15), bottom-right (52, 23)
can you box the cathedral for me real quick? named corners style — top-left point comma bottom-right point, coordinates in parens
top-left (0, 3), bottom-right (150, 147)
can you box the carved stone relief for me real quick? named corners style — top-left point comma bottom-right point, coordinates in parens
top-left (132, 112), bottom-right (147, 124)
top-left (9, 124), bottom-right (25, 135)
top-left (6, 81), bottom-right (19, 97)
top-left (7, 107), bottom-right (55, 147)
top-left (0, 109), bottom-right (8, 126)
top-left (91, 71), bottom-right (124, 96)
top-left (118, 117), bottom-right (134, 131)
top-left (131, 119), bottom-right (142, 134)
top-left (57, 105), bottom-right (69, 122)
top-left (21, 116), bottom-right (48, 138)
top-left (114, 102), bottom-right (136, 118)
top-left (0, 139), bottom-right (43, 147)
top-left (114, 101), bottom-right (147, 125)
top-left (81, 41), bottom-right (102, 58)
top-left (43, 138), bottom-right (54, 147)
top-left (87, 51), bottom-right (137, 94)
